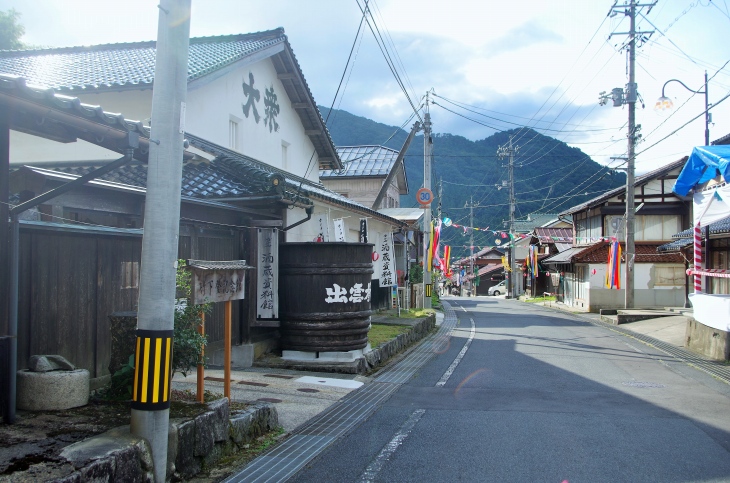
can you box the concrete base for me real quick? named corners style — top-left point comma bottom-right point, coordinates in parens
top-left (281, 348), bottom-right (366, 362)
top-left (17, 369), bottom-right (90, 411)
top-left (686, 318), bottom-right (730, 361)
top-left (207, 344), bottom-right (255, 368)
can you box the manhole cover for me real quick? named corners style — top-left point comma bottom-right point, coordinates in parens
top-left (204, 377), bottom-right (232, 383)
top-left (297, 388), bottom-right (320, 393)
top-left (257, 398), bottom-right (283, 403)
top-left (622, 381), bottom-right (665, 388)
top-left (264, 374), bottom-right (296, 379)
top-left (238, 381), bottom-right (269, 387)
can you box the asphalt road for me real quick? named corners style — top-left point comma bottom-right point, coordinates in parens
top-left (288, 296), bottom-right (730, 483)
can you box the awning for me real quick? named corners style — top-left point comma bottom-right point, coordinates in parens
top-left (674, 145), bottom-right (730, 196)
top-left (542, 246), bottom-right (586, 264)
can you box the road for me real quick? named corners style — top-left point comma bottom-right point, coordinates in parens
top-left (233, 296), bottom-right (730, 482)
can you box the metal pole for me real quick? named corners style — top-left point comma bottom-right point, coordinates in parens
top-left (704, 70), bottom-right (710, 145)
top-left (625, 0), bottom-right (637, 309)
top-left (508, 137), bottom-right (516, 299)
top-left (6, 215), bottom-right (18, 424)
top-left (423, 96), bottom-right (432, 308)
top-left (130, 1), bottom-right (191, 481)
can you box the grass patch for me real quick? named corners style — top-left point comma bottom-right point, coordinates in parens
top-left (376, 308), bottom-right (436, 319)
top-left (524, 295), bottom-right (556, 303)
top-left (368, 323), bottom-right (412, 347)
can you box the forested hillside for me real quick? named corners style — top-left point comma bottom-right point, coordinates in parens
top-left (321, 107), bottom-right (625, 257)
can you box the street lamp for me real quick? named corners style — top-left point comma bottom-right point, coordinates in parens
top-left (654, 71), bottom-right (710, 145)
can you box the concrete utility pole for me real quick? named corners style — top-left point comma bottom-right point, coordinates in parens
top-left (130, 1), bottom-right (191, 481)
top-left (468, 196), bottom-right (475, 296)
top-left (498, 137), bottom-right (518, 298)
top-left (423, 94), bottom-right (433, 309)
top-left (604, 0), bottom-right (655, 309)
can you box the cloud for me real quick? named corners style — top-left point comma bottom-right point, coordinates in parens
top-left (482, 20), bottom-right (563, 57)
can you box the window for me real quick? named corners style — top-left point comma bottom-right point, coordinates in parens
top-left (711, 239), bottom-right (730, 294)
top-left (604, 214), bottom-right (681, 241)
top-left (281, 141), bottom-right (290, 170)
top-left (229, 116), bottom-right (242, 151)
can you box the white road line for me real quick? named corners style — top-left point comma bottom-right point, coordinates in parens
top-left (435, 316), bottom-right (476, 387)
top-left (357, 409), bottom-right (426, 483)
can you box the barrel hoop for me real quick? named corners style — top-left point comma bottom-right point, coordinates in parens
top-left (280, 310), bottom-right (372, 321)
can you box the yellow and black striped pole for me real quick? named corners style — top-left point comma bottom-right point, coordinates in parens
top-left (132, 329), bottom-right (174, 410)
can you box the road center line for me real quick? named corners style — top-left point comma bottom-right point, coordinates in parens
top-left (435, 316), bottom-right (476, 387)
top-left (357, 409), bottom-right (426, 483)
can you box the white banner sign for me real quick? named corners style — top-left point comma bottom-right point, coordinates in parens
top-left (317, 213), bottom-right (330, 241)
top-left (333, 218), bottom-right (346, 242)
top-left (377, 232), bottom-right (396, 287)
top-left (257, 228), bottom-right (278, 320)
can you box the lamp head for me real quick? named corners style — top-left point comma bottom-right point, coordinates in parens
top-left (654, 96), bottom-right (673, 114)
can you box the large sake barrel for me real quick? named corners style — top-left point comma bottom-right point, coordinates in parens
top-left (279, 242), bottom-right (373, 352)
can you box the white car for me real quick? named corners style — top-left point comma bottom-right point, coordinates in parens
top-left (488, 280), bottom-right (506, 296)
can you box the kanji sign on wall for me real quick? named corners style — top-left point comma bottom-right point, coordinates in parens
top-left (187, 260), bottom-right (252, 305)
top-left (257, 228), bottom-right (278, 320)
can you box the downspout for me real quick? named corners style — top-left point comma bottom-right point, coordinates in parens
top-left (6, 145), bottom-right (136, 424)
top-left (282, 204), bottom-right (314, 232)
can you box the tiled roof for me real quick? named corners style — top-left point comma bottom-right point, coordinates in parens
top-left (186, 134), bottom-right (405, 227)
top-left (534, 227), bottom-right (573, 243)
top-left (673, 215), bottom-right (730, 238)
top-left (0, 31), bottom-right (343, 170)
top-left (657, 238), bottom-right (693, 253)
top-left (0, 30), bottom-right (285, 91)
top-left (559, 157), bottom-right (688, 216)
top-left (573, 241), bottom-right (684, 264)
top-left (322, 146), bottom-right (399, 178)
top-left (513, 213), bottom-right (559, 232)
top-left (49, 161), bottom-right (249, 199)
top-left (542, 246), bottom-right (586, 264)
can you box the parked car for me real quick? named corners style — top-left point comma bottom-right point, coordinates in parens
top-left (488, 280), bottom-right (506, 296)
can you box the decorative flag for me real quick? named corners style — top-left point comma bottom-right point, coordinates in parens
top-left (444, 245), bottom-right (451, 274)
top-left (426, 225), bottom-right (434, 273)
top-left (532, 246), bottom-right (538, 277)
top-left (605, 241), bottom-right (622, 289)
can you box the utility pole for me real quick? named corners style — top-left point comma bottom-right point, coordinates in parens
top-left (497, 137), bottom-right (518, 298)
top-left (130, 1), bottom-right (191, 481)
top-left (602, 0), bottom-right (655, 309)
top-left (468, 196), bottom-right (475, 296)
top-left (423, 94), bottom-right (433, 309)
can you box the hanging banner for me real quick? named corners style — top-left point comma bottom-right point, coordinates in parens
top-left (359, 218), bottom-right (368, 243)
top-left (378, 232), bottom-right (396, 286)
top-left (316, 213), bottom-right (330, 241)
top-left (257, 228), bottom-right (278, 320)
top-left (333, 218), bottom-right (346, 242)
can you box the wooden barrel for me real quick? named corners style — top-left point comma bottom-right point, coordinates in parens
top-left (279, 242), bottom-right (373, 352)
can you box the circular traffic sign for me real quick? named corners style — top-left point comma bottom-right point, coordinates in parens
top-left (416, 187), bottom-right (433, 206)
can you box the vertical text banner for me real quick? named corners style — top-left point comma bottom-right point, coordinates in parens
top-left (359, 218), bottom-right (368, 243)
top-left (257, 228), bottom-right (278, 320)
top-left (317, 214), bottom-right (330, 241)
top-left (333, 218), bottom-right (346, 242)
top-left (379, 232), bottom-right (396, 287)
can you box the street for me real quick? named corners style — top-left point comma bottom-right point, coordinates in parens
top-left (230, 297), bottom-right (730, 482)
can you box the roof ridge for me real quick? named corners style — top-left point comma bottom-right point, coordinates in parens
top-left (0, 28), bottom-right (286, 56)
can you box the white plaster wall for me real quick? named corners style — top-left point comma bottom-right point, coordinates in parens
top-left (186, 59), bottom-right (319, 181)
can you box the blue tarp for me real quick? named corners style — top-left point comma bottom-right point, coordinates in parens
top-left (673, 145), bottom-right (730, 196)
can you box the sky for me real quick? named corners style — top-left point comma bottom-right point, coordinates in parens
top-left (2, 0), bottom-right (729, 176)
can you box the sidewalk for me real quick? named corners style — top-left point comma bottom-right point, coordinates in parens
top-left (172, 311), bottom-right (444, 433)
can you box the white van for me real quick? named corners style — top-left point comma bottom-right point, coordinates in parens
top-left (488, 280), bottom-right (506, 296)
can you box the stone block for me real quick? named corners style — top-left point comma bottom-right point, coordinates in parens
top-left (17, 369), bottom-right (89, 411)
top-left (282, 350), bottom-right (317, 360)
top-left (230, 411), bottom-right (254, 445)
top-left (207, 398), bottom-right (230, 442)
top-left (317, 349), bottom-right (363, 362)
top-left (194, 411), bottom-right (215, 457)
top-left (174, 419), bottom-right (200, 478)
top-left (28, 354), bottom-right (76, 372)
top-left (79, 457), bottom-right (115, 482)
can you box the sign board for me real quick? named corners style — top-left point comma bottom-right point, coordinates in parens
top-left (376, 232), bottom-right (396, 286)
top-left (416, 187), bottom-right (433, 206)
top-left (257, 228), bottom-right (278, 320)
top-left (359, 218), bottom-right (368, 243)
top-left (333, 218), bottom-right (346, 242)
top-left (187, 260), bottom-right (252, 305)
top-left (317, 213), bottom-right (330, 241)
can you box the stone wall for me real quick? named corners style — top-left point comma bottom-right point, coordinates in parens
top-left (363, 314), bottom-right (436, 371)
top-left (55, 399), bottom-right (278, 482)
top-left (686, 318), bottom-right (730, 361)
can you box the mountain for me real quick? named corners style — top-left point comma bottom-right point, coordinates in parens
top-left (321, 107), bottom-right (626, 257)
